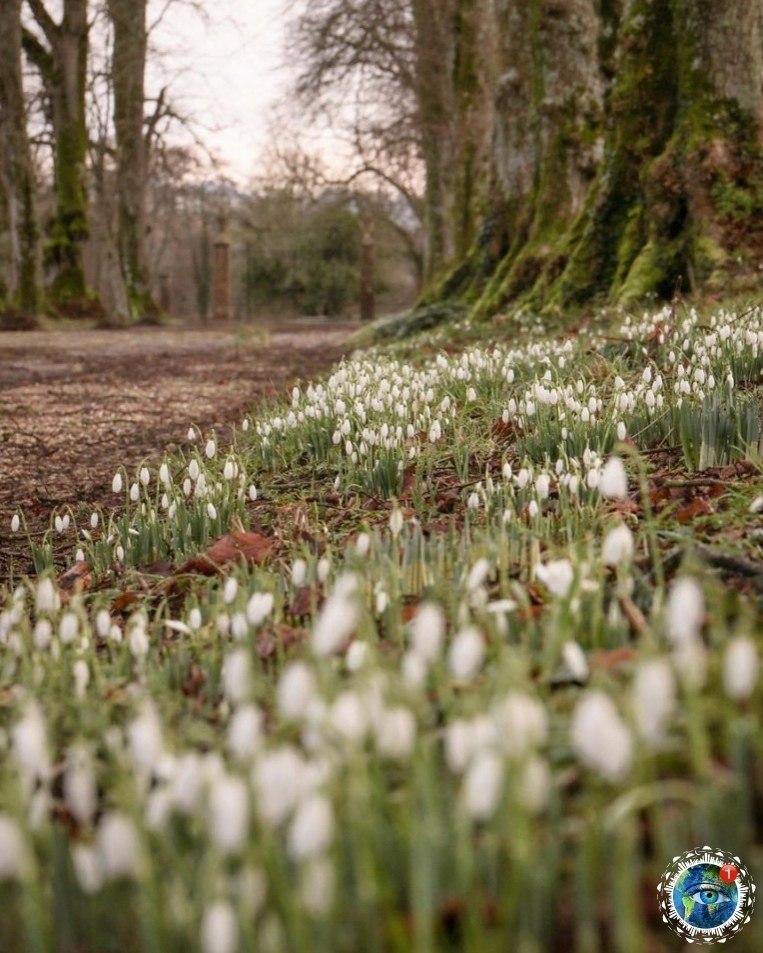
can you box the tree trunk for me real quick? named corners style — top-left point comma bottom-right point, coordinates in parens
top-left (0, 0), bottom-right (41, 317)
top-left (108, 0), bottom-right (155, 321)
top-left (25, 0), bottom-right (93, 312)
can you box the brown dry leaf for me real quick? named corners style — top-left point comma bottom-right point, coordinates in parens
top-left (112, 590), bottom-right (140, 614)
top-left (256, 624), bottom-right (307, 660)
top-left (288, 586), bottom-right (315, 618)
top-left (58, 560), bottom-right (91, 601)
top-left (675, 497), bottom-right (715, 523)
top-left (490, 417), bottom-right (521, 444)
top-left (591, 647), bottom-right (636, 673)
top-left (400, 464), bottom-right (418, 502)
top-left (178, 528), bottom-right (274, 575)
top-left (182, 663), bottom-right (206, 698)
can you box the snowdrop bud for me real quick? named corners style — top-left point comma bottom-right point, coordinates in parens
top-left (128, 702), bottom-right (163, 777)
top-left (183, 478), bottom-right (192, 497)
top-left (10, 514), bottom-right (20, 533)
top-left (60, 612), bottom-right (78, 644)
top-left (224, 577), bottom-right (238, 605)
top-left (330, 691), bottom-right (368, 743)
top-left (535, 558), bottom-right (574, 597)
top-left (463, 751), bottom-right (503, 820)
top-left (253, 747), bottom-right (304, 826)
top-left (666, 577), bottom-right (703, 645)
top-left (206, 502), bottom-right (217, 520)
top-left (292, 559), bottom-right (307, 587)
top-left (209, 773), bottom-right (249, 854)
top-left (71, 844), bottom-right (103, 894)
top-left (249, 484), bottom-right (258, 501)
top-left (288, 794), bottom-right (334, 859)
top-left (448, 627), bottom-right (485, 680)
top-left (750, 495), bottom-right (763, 514)
top-left (376, 707), bottom-right (416, 759)
top-left (571, 691), bottom-right (632, 780)
top-left (317, 557), bottom-right (330, 584)
top-left (312, 574), bottom-right (359, 655)
top-left (345, 640), bottom-right (368, 672)
top-left (535, 473), bottom-right (550, 500)
top-left (521, 756), bottom-right (551, 813)
top-left (599, 456), bottom-right (628, 500)
top-left (246, 591), bottom-right (274, 626)
top-left (75, 548), bottom-right (85, 563)
top-left (375, 588), bottom-right (389, 614)
top-left (632, 659), bottom-right (675, 746)
top-left (355, 532), bottom-right (370, 557)
top-left (188, 459), bottom-right (200, 481)
top-left (36, 577), bottom-right (59, 614)
top-left (223, 459), bottom-right (235, 481)
top-left (724, 637), bottom-right (758, 701)
top-left (0, 817), bottom-right (23, 880)
top-left (562, 641), bottom-right (589, 681)
top-left (97, 813), bottom-right (140, 880)
top-left (112, 472), bottom-right (123, 494)
top-left (602, 523), bottom-right (634, 566)
top-left (129, 482), bottom-right (139, 503)
top-left (227, 705), bottom-right (263, 761)
top-left (278, 662), bottom-right (316, 720)
top-left (222, 649), bottom-right (251, 706)
top-left (95, 609), bottom-right (111, 638)
top-left (73, 659), bottom-right (90, 697)
top-left (527, 500), bottom-right (539, 518)
top-left (129, 625), bottom-right (149, 659)
top-left (402, 650), bottom-right (428, 688)
top-left (205, 439), bottom-right (216, 459)
top-left (33, 619), bottom-right (52, 650)
top-left (389, 508), bottom-right (404, 537)
top-left (159, 463), bottom-right (170, 485)
top-left (54, 514), bottom-right (64, 534)
top-left (617, 421), bottom-right (627, 441)
top-left (187, 426), bottom-right (197, 441)
top-left (12, 702), bottom-right (49, 786)
top-left (467, 492), bottom-right (480, 511)
top-left (410, 603), bottom-right (445, 663)
top-left (139, 466), bottom-right (150, 487)
top-left (201, 901), bottom-right (239, 953)
top-left (64, 744), bottom-right (97, 825)
top-left (467, 558), bottom-right (490, 592)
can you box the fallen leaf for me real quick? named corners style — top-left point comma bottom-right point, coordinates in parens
top-left (288, 586), bottom-right (314, 617)
top-left (177, 528), bottom-right (273, 575)
top-left (58, 561), bottom-right (91, 600)
top-left (675, 497), bottom-right (715, 523)
top-left (182, 664), bottom-right (206, 698)
top-left (112, 590), bottom-right (140, 614)
top-left (591, 647), bottom-right (636, 673)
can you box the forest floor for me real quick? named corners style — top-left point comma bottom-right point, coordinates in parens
top-left (0, 319), bottom-right (357, 581)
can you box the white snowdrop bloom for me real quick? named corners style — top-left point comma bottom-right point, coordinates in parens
top-left (71, 844), bottom-right (103, 894)
top-left (467, 491), bottom-right (480, 511)
top-left (12, 702), bottom-right (49, 787)
top-left (292, 558), bottom-right (308, 587)
top-left (521, 756), bottom-right (551, 813)
top-left (112, 472), bottom-right (123, 494)
top-left (246, 591), bottom-right (274, 627)
top-left (249, 484), bottom-right (258, 501)
top-left (129, 624), bottom-right (149, 659)
top-left (209, 773), bottom-right (250, 854)
top-left (188, 459), bottom-right (200, 481)
top-left (75, 548), bottom-right (85, 563)
top-left (300, 856), bottom-right (335, 915)
top-left (59, 612), bottom-right (78, 644)
top-left (355, 532), bottom-right (370, 557)
top-left (467, 558), bottom-right (490, 592)
top-left (36, 577), bottom-right (59, 614)
top-left (231, 613), bottom-right (248, 640)
top-left (10, 514), bottom-right (20, 533)
top-left (128, 482), bottom-right (139, 503)
top-left (278, 662), bottom-right (316, 720)
top-left (444, 719), bottom-right (476, 773)
top-left (571, 691), bottom-right (633, 780)
top-left (345, 640), bottom-right (369, 672)
top-left (187, 426), bottom-right (197, 441)
top-left (515, 468), bottom-right (530, 490)
top-left (428, 419), bottom-right (441, 442)
top-left (535, 473), bottom-right (551, 500)
top-left (64, 744), bottom-right (96, 825)
top-left (95, 609), bottom-right (111, 638)
top-left (375, 707), bottom-right (416, 759)
top-left (89, 510), bottom-right (100, 531)
top-left (562, 641), bottom-right (589, 681)
top-left (288, 794), bottom-right (334, 860)
top-left (330, 691), bottom-right (368, 743)
top-left (389, 508), bottom-right (404, 537)
top-left (632, 659), bottom-right (675, 746)
top-left (253, 747), bottom-right (305, 826)
top-left (0, 817), bottom-right (24, 880)
top-left (201, 901), bottom-right (239, 953)
top-left (602, 523), bottom-right (634, 566)
top-left (97, 813), bottom-right (140, 880)
top-left (223, 577), bottom-right (238, 605)
top-left (463, 750), bottom-right (504, 821)
top-left (139, 466), bottom-right (150, 487)
top-left (666, 577), bottom-right (704, 645)
top-left (586, 468), bottom-right (600, 490)
top-left (599, 456), bottom-right (628, 500)
top-left (312, 573), bottom-right (359, 656)
top-left (196, 473), bottom-right (207, 495)
top-left (493, 693), bottom-right (548, 758)
top-left (159, 462), bottom-right (170, 485)
top-left (205, 439), bottom-right (216, 459)
top-left (535, 558), bottom-right (574, 598)
top-left (223, 459), bottom-right (236, 480)
top-left (749, 495), bottom-right (763, 514)
top-left (206, 502), bottom-right (217, 520)
top-left (33, 619), bottom-right (52, 650)
top-left (642, 366), bottom-right (652, 384)
top-left (617, 421), bottom-right (627, 441)
top-left (375, 588), bottom-right (389, 615)
top-left (448, 626), bottom-right (485, 681)
top-left (222, 649), bottom-right (251, 706)
top-left (317, 557), bottom-right (331, 584)
top-left (724, 637), bottom-right (758, 701)
top-left (73, 659), bottom-right (90, 698)
top-left (127, 702), bottom-right (163, 777)
top-left (227, 705), bottom-right (263, 761)
top-left (402, 650), bottom-right (428, 688)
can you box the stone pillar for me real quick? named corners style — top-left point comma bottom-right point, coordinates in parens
top-left (359, 229), bottom-right (375, 322)
top-left (212, 215), bottom-right (231, 321)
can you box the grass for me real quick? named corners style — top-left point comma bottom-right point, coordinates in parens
top-left (1, 301), bottom-right (763, 952)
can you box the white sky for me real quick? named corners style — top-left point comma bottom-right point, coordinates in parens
top-left (149, 0), bottom-right (292, 183)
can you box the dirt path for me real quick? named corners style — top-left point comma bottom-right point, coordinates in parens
top-left (0, 320), bottom-right (357, 581)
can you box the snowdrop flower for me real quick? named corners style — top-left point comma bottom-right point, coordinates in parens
top-left (389, 508), bottom-right (404, 537)
top-left (10, 514), bottom-right (20, 533)
top-left (666, 577), bottom-right (703, 645)
top-left (632, 659), bottom-right (675, 746)
top-left (312, 574), bottom-right (359, 656)
top-left (127, 702), bottom-right (163, 777)
top-left (222, 649), bottom-right (251, 706)
top-left (749, 495), bottom-right (763, 514)
top-left (402, 650), bottom-right (428, 688)
top-left (493, 693), bottom-right (548, 758)
top-left (159, 462), bottom-right (170, 485)
top-left (73, 659), bottom-right (90, 698)
top-left (277, 662), bottom-right (316, 720)
top-left (375, 588), bottom-right (389, 614)
top-left (33, 619), bottom-right (52, 650)
top-left (448, 626), bottom-right (485, 680)
top-left (207, 502), bottom-right (217, 520)
top-left (329, 691), bottom-right (368, 743)
top-left (187, 426), bottom-right (197, 441)
top-left (201, 901), bottom-right (238, 953)
top-left (463, 751), bottom-right (504, 821)
top-left (139, 466), bottom-right (150, 487)
top-left (345, 640), bottom-right (369, 672)
top-left (535, 558), bottom-right (574, 597)
top-left (128, 624), bottom-right (149, 660)
top-left (467, 492), bottom-right (480, 511)
top-left (35, 577), bottom-right (59, 614)
top-left (535, 473), bottom-right (550, 500)
top-left (527, 499), bottom-right (539, 519)
top-left (205, 439), bottom-right (216, 459)
top-left (599, 456), bottom-right (628, 500)
top-left (12, 702), bottom-right (49, 788)
top-left (521, 757), bottom-right (551, 813)
top-left (71, 844), bottom-right (103, 894)
top-left (227, 705), bottom-right (264, 761)
top-left (97, 813), bottom-right (140, 880)
top-left (602, 523), bottom-right (634, 566)
top-left (115, 544), bottom-right (125, 562)
top-left (724, 637), bottom-right (758, 701)
top-left (355, 532), bottom-right (370, 557)
top-left (571, 691), bottom-right (632, 780)
top-left (64, 744), bottom-right (96, 825)
top-left (375, 707), bottom-right (416, 759)
top-left (253, 747), bottom-right (304, 826)
top-left (0, 817), bottom-right (23, 879)
top-left (129, 482), bottom-right (140, 502)
top-left (223, 577), bottom-right (238, 604)
top-left (59, 612), bottom-right (78, 645)
top-left (209, 773), bottom-right (249, 854)
top-left (317, 557), bottom-right (331, 584)
top-left (562, 641), bottom-right (589, 681)
top-left (444, 720), bottom-right (476, 773)
top-left (300, 856), bottom-right (335, 915)
top-left (246, 591), bottom-right (274, 627)
top-left (467, 558), bottom-right (490, 592)
top-left (288, 794), bottom-right (334, 859)
top-left (188, 459), bottom-right (200, 481)
top-left (249, 484), bottom-right (258, 501)
top-left (617, 421), bottom-right (627, 441)
top-left (112, 472), bottom-right (123, 494)
top-left (292, 558), bottom-right (308, 587)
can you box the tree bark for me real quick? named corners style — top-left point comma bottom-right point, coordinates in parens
top-left (107, 0), bottom-right (155, 320)
top-left (0, 0), bottom-right (41, 316)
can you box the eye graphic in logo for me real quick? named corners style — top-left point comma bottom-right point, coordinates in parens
top-left (657, 848), bottom-right (756, 943)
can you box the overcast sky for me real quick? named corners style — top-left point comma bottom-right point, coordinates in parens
top-left (150, 0), bottom-right (292, 183)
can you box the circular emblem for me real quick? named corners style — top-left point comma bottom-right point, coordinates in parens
top-left (657, 847), bottom-right (756, 943)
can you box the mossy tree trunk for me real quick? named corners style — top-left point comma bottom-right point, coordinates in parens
top-left (107, 0), bottom-right (156, 322)
top-left (434, 0), bottom-right (763, 319)
top-left (0, 0), bottom-right (41, 317)
top-left (25, 0), bottom-right (94, 313)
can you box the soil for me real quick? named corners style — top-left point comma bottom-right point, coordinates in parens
top-left (0, 319), bottom-right (357, 582)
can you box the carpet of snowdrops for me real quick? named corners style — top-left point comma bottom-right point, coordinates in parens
top-left (2, 305), bottom-right (763, 952)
